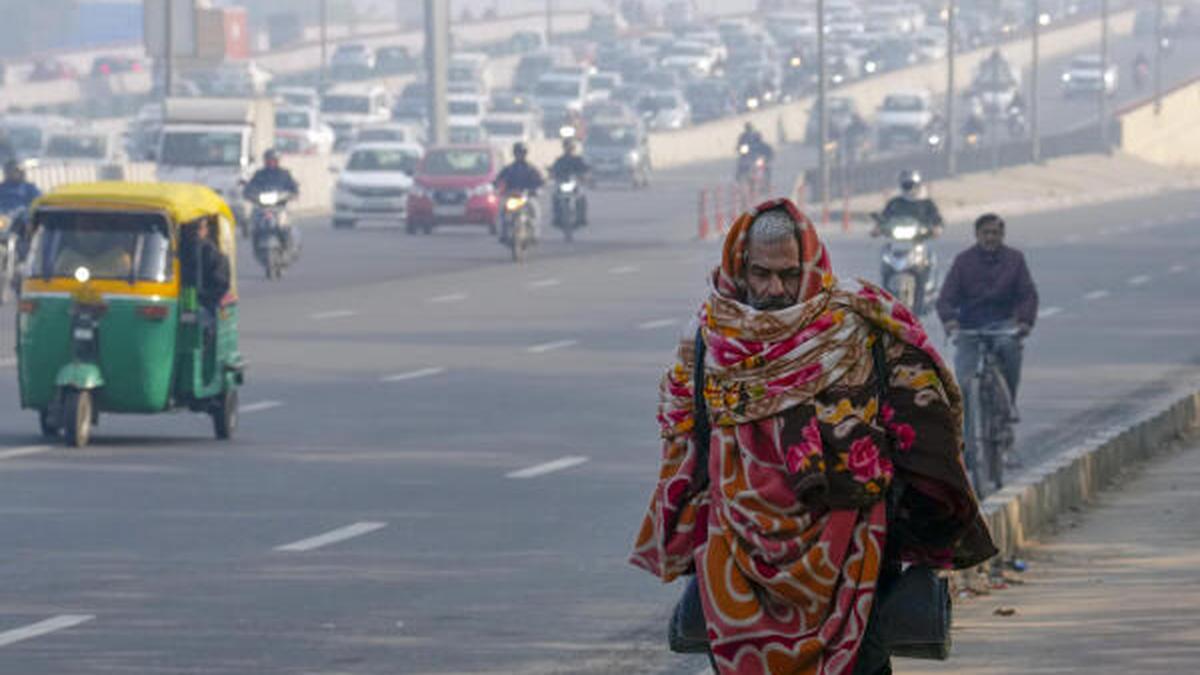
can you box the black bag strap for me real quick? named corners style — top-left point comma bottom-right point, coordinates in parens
top-left (691, 327), bottom-right (711, 489)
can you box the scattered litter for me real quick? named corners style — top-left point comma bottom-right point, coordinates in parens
top-left (1009, 558), bottom-right (1028, 573)
top-left (994, 607), bottom-right (1017, 617)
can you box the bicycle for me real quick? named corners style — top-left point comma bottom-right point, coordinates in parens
top-left (956, 328), bottom-right (1020, 497)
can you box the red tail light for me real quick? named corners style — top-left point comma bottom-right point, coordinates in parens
top-left (131, 62), bottom-right (142, 72)
top-left (18, 299), bottom-right (37, 314)
top-left (137, 304), bottom-right (170, 321)
top-left (100, 64), bottom-right (111, 75)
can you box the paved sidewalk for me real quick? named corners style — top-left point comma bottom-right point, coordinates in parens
top-left (902, 441), bottom-right (1200, 674)
top-left (846, 152), bottom-right (1200, 226)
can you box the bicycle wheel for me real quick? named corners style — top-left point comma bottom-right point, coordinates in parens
top-left (987, 366), bottom-right (1015, 488)
top-left (966, 376), bottom-right (988, 496)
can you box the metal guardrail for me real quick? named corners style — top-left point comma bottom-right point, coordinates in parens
top-left (806, 122), bottom-right (1117, 200)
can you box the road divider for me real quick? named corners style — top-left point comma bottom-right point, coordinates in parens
top-left (0, 445), bottom-right (53, 461)
top-left (505, 456), bottom-right (589, 479)
top-left (274, 521), bottom-right (388, 552)
top-left (0, 614), bottom-right (95, 648)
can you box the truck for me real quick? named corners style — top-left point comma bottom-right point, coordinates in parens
top-left (155, 97), bottom-right (276, 229)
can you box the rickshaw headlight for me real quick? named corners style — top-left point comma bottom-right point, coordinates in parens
top-left (74, 267), bottom-right (91, 283)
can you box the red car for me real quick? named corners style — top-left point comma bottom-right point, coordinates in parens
top-left (406, 145), bottom-right (500, 234)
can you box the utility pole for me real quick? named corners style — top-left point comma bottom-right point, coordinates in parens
top-left (319, 0), bottom-right (328, 91)
top-left (164, 0), bottom-right (174, 97)
top-left (817, 0), bottom-right (829, 215)
top-left (425, 0), bottom-right (449, 145)
top-left (990, 0), bottom-right (1001, 172)
top-left (1154, 0), bottom-right (1164, 114)
top-left (1099, 0), bottom-right (1110, 152)
top-left (546, 0), bottom-right (553, 45)
top-left (946, 0), bottom-right (957, 176)
top-left (1031, 0), bottom-right (1042, 163)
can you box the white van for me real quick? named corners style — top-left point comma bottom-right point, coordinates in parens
top-left (321, 84), bottom-right (392, 150)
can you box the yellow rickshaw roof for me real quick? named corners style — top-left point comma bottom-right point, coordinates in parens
top-left (33, 182), bottom-right (235, 226)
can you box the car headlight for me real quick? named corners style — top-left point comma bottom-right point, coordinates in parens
top-left (864, 61), bottom-right (878, 74)
top-left (410, 184), bottom-right (430, 198)
top-left (467, 183), bottom-right (494, 197)
top-left (892, 225), bottom-right (919, 240)
top-left (1062, 73), bottom-right (1072, 83)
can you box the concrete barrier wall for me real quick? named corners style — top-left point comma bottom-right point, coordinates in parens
top-left (1118, 76), bottom-right (1200, 167)
top-left (645, 10), bottom-right (1135, 171)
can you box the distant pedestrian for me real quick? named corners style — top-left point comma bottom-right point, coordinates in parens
top-left (631, 199), bottom-right (996, 674)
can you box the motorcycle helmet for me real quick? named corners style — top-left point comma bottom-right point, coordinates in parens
top-left (899, 169), bottom-right (922, 198)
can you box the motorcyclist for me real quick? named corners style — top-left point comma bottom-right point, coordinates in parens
top-left (243, 149), bottom-right (300, 248)
top-left (0, 159), bottom-right (41, 260)
top-left (494, 142), bottom-right (545, 241)
top-left (1133, 51), bottom-right (1150, 89)
top-left (736, 122), bottom-right (774, 187)
top-left (549, 138), bottom-right (590, 226)
top-left (880, 170), bottom-right (944, 235)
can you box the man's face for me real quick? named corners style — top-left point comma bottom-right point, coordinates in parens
top-left (977, 221), bottom-right (1004, 252)
top-left (744, 235), bottom-right (803, 311)
top-left (197, 222), bottom-right (210, 241)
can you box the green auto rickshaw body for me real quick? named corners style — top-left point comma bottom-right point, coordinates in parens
top-left (17, 182), bottom-right (242, 436)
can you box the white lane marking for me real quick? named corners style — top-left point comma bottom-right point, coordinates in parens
top-left (526, 339), bottom-right (578, 354)
top-left (0, 445), bottom-right (53, 461)
top-left (527, 278), bottom-right (561, 289)
top-left (240, 400), bottom-right (283, 414)
top-left (1083, 290), bottom-right (1110, 301)
top-left (608, 265), bottom-right (639, 275)
top-left (1037, 307), bottom-right (1063, 319)
top-left (1169, 264), bottom-right (1187, 274)
top-left (309, 309), bottom-right (357, 320)
top-left (506, 455), bottom-right (590, 479)
top-left (1097, 227), bottom-right (1114, 236)
top-left (1063, 234), bottom-right (1082, 244)
top-left (638, 318), bottom-right (681, 330)
top-left (1127, 274), bottom-right (1151, 286)
top-left (274, 521), bottom-right (388, 552)
top-left (381, 367), bottom-right (445, 383)
top-left (428, 292), bottom-right (468, 304)
top-left (1115, 224), bottom-right (1133, 234)
top-left (0, 614), bottom-right (95, 648)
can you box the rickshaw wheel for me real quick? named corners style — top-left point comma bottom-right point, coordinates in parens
top-left (213, 388), bottom-right (238, 440)
top-left (63, 389), bottom-right (92, 448)
top-left (38, 409), bottom-right (59, 438)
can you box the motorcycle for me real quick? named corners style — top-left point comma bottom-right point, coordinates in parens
top-left (735, 144), bottom-right (771, 198)
top-left (0, 207), bottom-right (28, 305)
top-left (551, 178), bottom-right (584, 243)
top-left (501, 190), bottom-right (535, 263)
top-left (871, 213), bottom-right (940, 316)
top-left (1006, 105), bottom-right (1028, 138)
top-left (250, 191), bottom-right (299, 280)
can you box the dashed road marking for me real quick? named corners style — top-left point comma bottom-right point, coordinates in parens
top-left (608, 265), bottom-right (639, 275)
top-left (0, 445), bottom-right (53, 461)
top-left (1169, 264), bottom-right (1188, 274)
top-left (381, 367), bottom-right (445, 383)
top-left (240, 400), bottom-right (283, 414)
top-left (1063, 234), bottom-right (1082, 244)
top-left (1037, 307), bottom-right (1063, 319)
top-left (526, 339), bottom-right (578, 354)
top-left (1115, 224), bottom-right (1133, 234)
top-left (274, 522), bottom-right (388, 552)
top-left (527, 278), bottom-right (561, 289)
top-left (506, 455), bottom-right (590, 479)
top-left (0, 614), bottom-right (95, 648)
top-left (309, 309), bottom-right (357, 320)
top-left (638, 318), bottom-right (680, 330)
top-left (1127, 274), bottom-right (1151, 287)
top-left (428, 292), bottom-right (468, 304)
top-left (1083, 290), bottom-right (1110, 301)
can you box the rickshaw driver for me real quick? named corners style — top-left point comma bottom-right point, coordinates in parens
top-left (52, 226), bottom-right (134, 279)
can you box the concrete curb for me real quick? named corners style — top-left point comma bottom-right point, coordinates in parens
top-left (980, 390), bottom-right (1200, 561)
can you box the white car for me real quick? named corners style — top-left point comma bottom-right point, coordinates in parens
top-left (321, 84), bottom-right (392, 149)
top-left (637, 91), bottom-right (691, 131)
top-left (1061, 54), bottom-right (1118, 98)
top-left (533, 73), bottom-right (589, 113)
top-left (332, 142), bottom-right (423, 229)
top-left (876, 90), bottom-right (935, 150)
top-left (42, 130), bottom-right (122, 165)
top-left (331, 44), bottom-right (375, 79)
top-left (447, 95), bottom-right (487, 127)
top-left (483, 114), bottom-right (541, 160)
top-left (354, 122), bottom-right (426, 146)
top-left (274, 106), bottom-right (335, 155)
top-left (661, 41), bottom-right (719, 76)
top-left (448, 123), bottom-right (488, 145)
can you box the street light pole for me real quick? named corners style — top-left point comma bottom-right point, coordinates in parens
top-left (546, 0), bottom-right (553, 45)
top-left (1099, 0), bottom-right (1110, 152)
top-left (164, 0), bottom-right (174, 97)
top-left (817, 0), bottom-right (829, 215)
top-left (1031, 0), bottom-right (1042, 163)
top-left (425, 0), bottom-right (449, 145)
top-left (946, 0), bottom-right (957, 176)
top-left (319, 0), bottom-right (328, 91)
top-left (1154, 0), bottom-right (1164, 114)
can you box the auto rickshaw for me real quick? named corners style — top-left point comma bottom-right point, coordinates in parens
top-left (16, 182), bottom-right (245, 447)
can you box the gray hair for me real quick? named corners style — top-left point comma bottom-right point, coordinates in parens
top-left (746, 207), bottom-right (801, 249)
